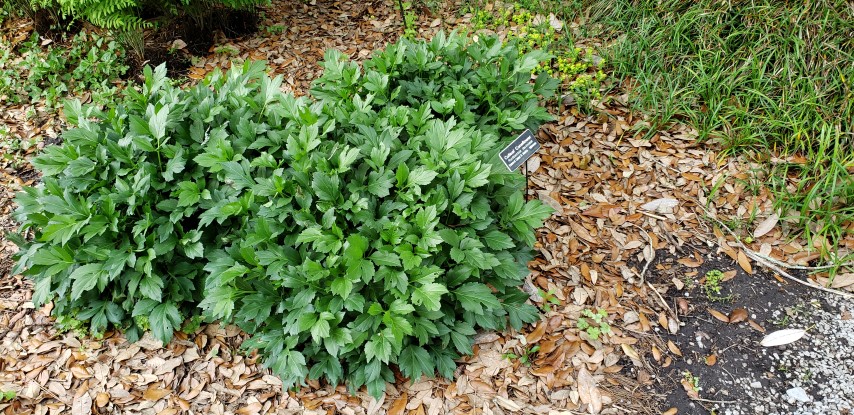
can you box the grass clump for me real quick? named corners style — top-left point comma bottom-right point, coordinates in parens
top-left (584, 0), bottom-right (854, 260)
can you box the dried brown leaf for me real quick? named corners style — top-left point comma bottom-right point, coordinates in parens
top-left (388, 393), bottom-right (408, 415)
top-left (753, 213), bottom-right (778, 238)
top-left (526, 321), bottom-right (548, 344)
top-left (708, 308), bottom-right (729, 323)
top-left (728, 308), bottom-right (748, 324)
top-left (667, 340), bottom-right (682, 357)
top-left (71, 393), bottom-right (92, 415)
top-left (95, 392), bottom-right (110, 407)
top-left (143, 386), bottom-right (171, 401)
top-left (737, 250), bottom-right (753, 274)
top-left (577, 367), bottom-right (602, 414)
top-left (705, 354), bottom-right (717, 366)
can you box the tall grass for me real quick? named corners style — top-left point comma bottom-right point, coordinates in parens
top-left (590, 0), bottom-right (854, 261)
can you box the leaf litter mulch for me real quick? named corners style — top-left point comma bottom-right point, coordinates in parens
top-left (2, 1), bottom-right (854, 414)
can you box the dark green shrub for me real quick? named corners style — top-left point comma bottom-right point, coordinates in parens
top-left (202, 32), bottom-right (558, 396)
top-left (11, 63), bottom-right (267, 342)
top-left (13, 32), bottom-right (557, 396)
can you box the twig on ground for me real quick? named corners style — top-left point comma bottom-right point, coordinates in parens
top-left (646, 281), bottom-right (680, 325)
top-left (747, 251), bottom-right (854, 271)
top-left (638, 210), bottom-right (667, 221)
top-left (691, 397), bottom-right (738, 404)
top-left (697, 206), bottom-right (854, 300)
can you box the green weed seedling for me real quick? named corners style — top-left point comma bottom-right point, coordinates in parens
top-left (702, 269), bottom-right (732, 302)
top-left (577, 308), bottom-right (611, 340)
top-left (537, 288), bottom-right (562, 312)
top-left (0, 390), bottom-right (15, 402)
top-left (682, 370), bottom-right (700, 392)
top-left (503, 344), bottom-right (540, 366)
top-left (264, 24), bottom-right (285, 35)
top-left (214, 45), bottom-right (240, 56)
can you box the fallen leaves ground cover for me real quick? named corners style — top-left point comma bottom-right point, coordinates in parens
top-left (1, 1), bottom-right (853, 415)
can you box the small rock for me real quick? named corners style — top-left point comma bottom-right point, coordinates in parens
top-left (786, 387), bottom-right (811, 403)
top-left (750, 381), bottom-right (762, 388)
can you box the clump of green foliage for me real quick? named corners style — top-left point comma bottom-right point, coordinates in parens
top-left (0, 390), bottom-right (15, 402)
top-left (11, 63), bottom-right (228, 343)
top-left (207, 32), bottom-right (557, 397)
top-left (701, 269), bottom-right (731, 302)
top-left (0, 31), bottom-right (127, 108)
top-left (577, 308), bottom-right (611, 340)
top-left (467, 2), bottom-right (608, 113)
top-left (502, 344), bottom-right (539, 365)
top-left (13, 32), bottom-right (557, 397)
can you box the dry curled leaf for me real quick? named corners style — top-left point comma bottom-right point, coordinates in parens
top-left (728, 308), bottom-right (748, 323)
top-left (830, 273), bottom-right (854, 289)
top-left (760, 329), bottom-right (806, 347)
top-left (143, 386), bottom-right (171, 401)
top-left (71, 393), bottom-right (92, 415)
top-left (577, 367), bottom-right (602, 414)
top-left (95, 392), bottom-right (110, 407)
top-left (388, 393), bottom-right (408, 415)
top-left (677, 298), bottom-right (689, 315)
top-left (749, 319), bottom-right (767, 333)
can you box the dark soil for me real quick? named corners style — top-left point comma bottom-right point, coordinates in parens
top-left (31, 9), bottom-right (82, 41)
top-left (125, 7), bottom-right (260, 79)
top-left (645, 247), bottom-right (829, 414)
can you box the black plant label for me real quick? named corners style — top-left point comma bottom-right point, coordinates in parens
top-left (499, 129), bottom-right (540, 171)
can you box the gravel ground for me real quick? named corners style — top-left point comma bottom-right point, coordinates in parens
top-left (716, 293), bottom-right (854, 415)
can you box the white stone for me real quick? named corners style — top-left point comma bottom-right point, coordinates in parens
top-left (786, 387), bottom-right (811, 403)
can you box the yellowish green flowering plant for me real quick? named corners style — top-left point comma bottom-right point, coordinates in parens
top-left (470, 2), bottom-right (609, 113)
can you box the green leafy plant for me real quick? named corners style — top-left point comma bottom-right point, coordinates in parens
top-left (682, 370), bottom-right (700, 392)
top-left (0, 31), bottom-right (128, 108)
top-left (701, 269), bottom-right (731, 302)
top-left (0, 390), bottom-right (15, 402)
top-left (204, 32), bottom-right (558, 398)
top-left (577, 308), bottom-right (611, 340)
top-left (537, 288), bottom-right (561, 311)
top-left (11, 63), bottom-right (238, 343)
top-left (502, 344), bottom-right (539, 365)
top-left (466, 2), bottom-right (609, 113)
top-left (13, 32), bottom-right (556, 398)
top-left (401, 2), bottom-right (418, 39)
top-left (263, 23), bottom-right (285, 35)
top-left (213, 45), bottom-right (240, 56)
